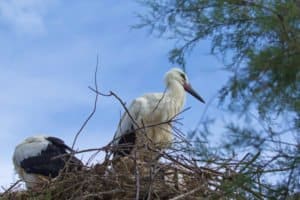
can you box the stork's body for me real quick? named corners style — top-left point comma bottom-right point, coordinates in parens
top-left (13, 135), bottom-right (82, 190)
top-left (113, 68), bottom-right (204, 158)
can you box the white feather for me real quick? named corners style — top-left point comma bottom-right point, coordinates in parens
top-left (113, 68), bottom-right (189, 150)
top-left (13, 135), bottom-right (50, 167)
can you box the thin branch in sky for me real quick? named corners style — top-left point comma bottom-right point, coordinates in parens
top-left (72, 55), bottom-right (100, 149)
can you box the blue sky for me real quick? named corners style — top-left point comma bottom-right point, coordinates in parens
top-left (0, 1), bottom-right (228, 189)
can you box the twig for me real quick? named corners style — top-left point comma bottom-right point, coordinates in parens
top-left (238, 151), bottom-right (260, 173)
top-left (169, 186), bottom-right (202, 200)
top-left (151, 87), bottom-right (167, 113)
top-left (72, 55), bottom-right (100, 149)
top-left (88, 87), bottom-right (140, 129)
top-left (234, 152), bottom-right (250, 171)
top-left (110, 90), bottom-right (140, 129)
top-left (0, 180), bottom-right (22, 197)
top-left (133, 107), bottom-right (190, 134)
top-left (134, 150), bottom-right (140, 200)
top-left (240, 185), bottom-right (264, 200)
top-left (81, 189), bottom-right (123, 199)
top-left (193, 91), bottom-right (219, 132)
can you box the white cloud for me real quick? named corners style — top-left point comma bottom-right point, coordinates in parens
top-left (0, 0), bottom-right (57, 35)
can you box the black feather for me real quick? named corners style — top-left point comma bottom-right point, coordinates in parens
top-left (46, 137), bottom-right (74, 152)
top-left (20, 138), bottom-right (82, 177)
top-left (114, 130), bottom-right (136, 157)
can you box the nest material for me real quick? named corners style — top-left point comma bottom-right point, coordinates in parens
top-left (1, 152), bottom-right (224, 200)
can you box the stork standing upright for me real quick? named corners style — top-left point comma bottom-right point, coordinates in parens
top-left (112, 67), bottom-right (205, 159)
top-left (13, 135), bottom-right (82, 190)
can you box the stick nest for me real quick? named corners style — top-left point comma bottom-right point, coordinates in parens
top-left (1, 147), bottom-right (226, 200)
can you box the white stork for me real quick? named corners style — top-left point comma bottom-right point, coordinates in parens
top-left (112, 67), bottom-right (205, 158)
top-left (13, 135), bottom-right (82, 190)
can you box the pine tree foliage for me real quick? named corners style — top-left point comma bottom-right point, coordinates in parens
top-left (136, 0), bottom-right (300, 198)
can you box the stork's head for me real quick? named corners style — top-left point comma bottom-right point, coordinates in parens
top-left (165, 68), bottom-right (205, 103)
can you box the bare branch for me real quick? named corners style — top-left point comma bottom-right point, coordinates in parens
top-left (88, 87), bottom-right (140, 129)
top-left (169, 186), bottom-right (201, 200)
top-left (72, 55), bottom-right (100, 149)
top-left (0, 180), bottom-right (22, 198)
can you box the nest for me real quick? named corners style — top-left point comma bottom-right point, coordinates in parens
top-left (1, 145), bottom-right (227, 200)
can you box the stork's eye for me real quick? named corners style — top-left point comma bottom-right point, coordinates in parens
top-left (180, 73), bottom-right (186, 81)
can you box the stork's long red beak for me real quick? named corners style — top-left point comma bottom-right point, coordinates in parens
top-left (183, 83), bottom-right (205, 103)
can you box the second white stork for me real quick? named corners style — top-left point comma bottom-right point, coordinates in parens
top-left (112, 67), bottom-right (205, 158)
top-left (13, 135), bottom-right (82, 190)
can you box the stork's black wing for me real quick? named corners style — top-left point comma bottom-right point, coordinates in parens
top-left (20, 140), bottom-right (82, 177)
top-left (46, 136), bottom-right (74, 152)
top-left (113, 129), bottom-right (136, 157)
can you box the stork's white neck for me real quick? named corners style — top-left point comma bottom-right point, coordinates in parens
top-left (166, 81), bottom-right (186, 110)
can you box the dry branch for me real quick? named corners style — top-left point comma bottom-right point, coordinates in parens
top-left (72, 55), bottom-right (100, 149)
